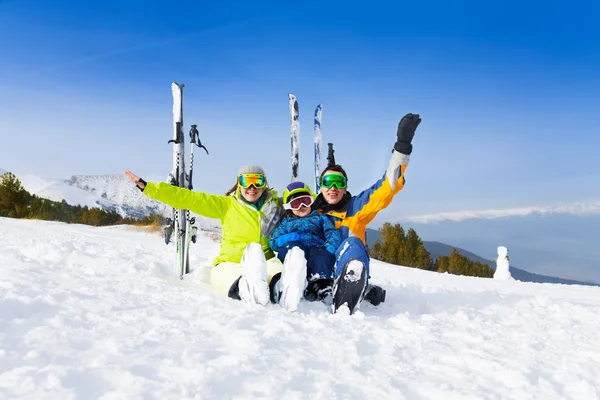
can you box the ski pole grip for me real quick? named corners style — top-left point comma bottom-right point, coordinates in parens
top-left (327, 143), bottom-right (336, 167)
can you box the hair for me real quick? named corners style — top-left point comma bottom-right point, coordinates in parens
top-left (225, 182), bottom-right (238, 196)
top-left (320, 164), bottom-right (348, 180)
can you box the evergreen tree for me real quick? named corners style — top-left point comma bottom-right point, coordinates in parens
top-left (370, 222), bottom-right (433, 269)
top-left (0, 172), bottom-right (30, 218)
top-left (436, 255), bottom-right (450, 273)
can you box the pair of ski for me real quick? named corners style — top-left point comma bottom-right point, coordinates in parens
top-left (165, 83), bottom-right (209, 279)
top-left (287, 94), bottom-right (329, 191)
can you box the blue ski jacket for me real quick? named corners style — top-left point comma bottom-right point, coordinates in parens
top-left (269, 210), bottom-right (341, 254)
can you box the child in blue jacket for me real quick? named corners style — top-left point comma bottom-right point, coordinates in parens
top-left (269, 181), bottom-right (341, 304)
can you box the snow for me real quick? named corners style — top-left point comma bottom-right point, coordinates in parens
top-left (1, 217), bottom-right (599, 399)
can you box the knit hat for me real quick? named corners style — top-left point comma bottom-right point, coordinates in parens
top-left (238, 164), bottom-right (265, 176)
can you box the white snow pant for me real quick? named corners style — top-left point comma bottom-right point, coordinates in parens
top-left (210, 256), bottom-right (283, 297)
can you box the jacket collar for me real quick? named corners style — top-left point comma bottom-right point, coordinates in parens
top-left (235, 189), bottom-right (273, 210)
top-left (313, 192), bottom-right (352, 214)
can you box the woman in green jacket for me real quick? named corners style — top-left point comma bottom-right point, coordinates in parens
top-left (124, 165), bottom-right (284, 306)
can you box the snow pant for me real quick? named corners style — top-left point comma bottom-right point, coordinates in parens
top-left (335, 236), bottom-right (370, 285)
top-left (276, 241), bottom-right (336, 281)
top-left (210, 256), bottom-right (283, 297)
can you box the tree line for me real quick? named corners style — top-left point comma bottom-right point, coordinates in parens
top-left (0, 172), bottom-right (162, 227)
top-left (369, 222), bottom-right (494, 278)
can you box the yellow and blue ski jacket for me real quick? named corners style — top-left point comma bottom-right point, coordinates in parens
top-left (314, 151), bottom-right (410, 244)
top-left (143, 183), bottom-right (283, 265)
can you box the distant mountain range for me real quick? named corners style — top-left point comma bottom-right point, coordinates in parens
top-left (365, 228), bottom-right (598, 287)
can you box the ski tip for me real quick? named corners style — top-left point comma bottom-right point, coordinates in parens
top-left (288, 93), bottom-right (296, 100)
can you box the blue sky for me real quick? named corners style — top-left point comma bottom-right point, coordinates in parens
top-left (1, 0), bottom-right (600, 224)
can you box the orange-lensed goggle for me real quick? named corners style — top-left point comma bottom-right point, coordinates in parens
top-left (238, 173), bottom-right (266, 189)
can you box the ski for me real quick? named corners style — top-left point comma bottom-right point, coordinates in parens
top-left (167, 82), bottom-right (189, 279)
top-left (313, 104), bottom-right (322, 192)
top-left (288, 94), bottom-right (300, 182)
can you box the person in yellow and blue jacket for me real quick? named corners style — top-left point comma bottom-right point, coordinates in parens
top-left (312, 113), bottom-right (422, 314)
top-left (268, 181), bottom-right (341, 311)
top-left (124, 165), bottom-right (284, 307)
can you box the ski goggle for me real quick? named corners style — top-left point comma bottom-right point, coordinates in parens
top-left (320, 174), bottom-right (347, 189)
top-left (283, 194), bottom-right (314, 211)
top-left (238, 173), bottom-right (266, 189)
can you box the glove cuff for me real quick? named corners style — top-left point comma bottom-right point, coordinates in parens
top-left (394, 142), bottom-right (412, 155)
top-left (137, 179), bottom-right (147, 193)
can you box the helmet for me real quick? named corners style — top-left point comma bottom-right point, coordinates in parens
top-left (282, 181), bottom-right (313, 204)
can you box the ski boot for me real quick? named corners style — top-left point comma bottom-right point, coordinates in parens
top-left (332, 259), bottom-right (367, 315)
top-left (363, 284), bottom-right (386, 306)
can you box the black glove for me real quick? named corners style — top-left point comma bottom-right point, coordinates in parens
top-left (394, 113), bottom-right (421, 155)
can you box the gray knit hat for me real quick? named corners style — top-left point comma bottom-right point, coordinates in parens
top-left (237, 164), bottom-right (266, 176)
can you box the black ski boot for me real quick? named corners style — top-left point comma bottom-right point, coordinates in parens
top-left (304, 278), bottom-right (333, 302)
top-left (363, 284), bottom-right (386, 306)
top-left (332, 259), bottom-right (367, 315)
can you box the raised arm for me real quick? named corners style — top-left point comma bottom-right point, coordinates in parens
top-left (351, 113), bottom-right (421, 225)
top-left (125, 170), bottom-right (228, 219)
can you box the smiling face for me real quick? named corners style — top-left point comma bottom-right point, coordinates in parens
top-left (319, 169), bottom-right (347, 205)
top-left (240, 185), bottom-right (264, 203)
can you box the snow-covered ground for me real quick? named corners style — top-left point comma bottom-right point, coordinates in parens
top-left (1, 218), bottom-right (599, 399)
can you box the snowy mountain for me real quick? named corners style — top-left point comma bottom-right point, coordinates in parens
top-left (65, 174), bottom-right (170, 218)
top-left (2, 168), bottom-right (219, 231)
top-left (1, 217), bottom-right (599, 399)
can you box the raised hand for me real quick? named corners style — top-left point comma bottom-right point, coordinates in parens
top-left (394, 113), bottom-right (422, 155)
top-left (124, 170), bottom-right (146, 191)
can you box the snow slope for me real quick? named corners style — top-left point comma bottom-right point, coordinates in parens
top-left (1, 217), bottom-right (599, 399)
